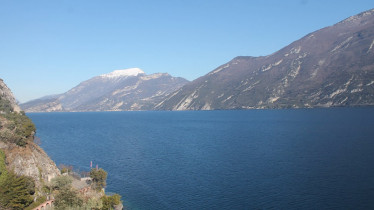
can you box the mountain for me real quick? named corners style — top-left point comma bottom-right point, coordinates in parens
top-left (21, 68), bottom-right (189, 112)
top-left (156, 9), bottom-right (374, 110)
top-left (0, 79), bottom-right (60, 189)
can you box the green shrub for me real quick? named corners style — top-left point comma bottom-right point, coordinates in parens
top-left (51, 175), bottom-right (73, 190)
top-left (6, 122), bottom-right (16, 130)
top-left (0, 97), bottom-right (13, 113)
top-left (0, 149), bottom-right (36, 209)
top-left (90, 168), bottom-right (108, 191)
top-left (0, 149), bottom-right (8, 185)
top-left (24, 196), bottom-right (46, 210)
top-left (0, 112), bottom-right (36, 147)
top-left (84, 197), bottom-right (103, 210)
top-left (54, 187), bottom-right (83, 209)
top-left (101, 194), bottom-right (122, 210)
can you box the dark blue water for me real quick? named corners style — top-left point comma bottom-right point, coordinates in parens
top-left (28, 108), bottom-right (374, 209)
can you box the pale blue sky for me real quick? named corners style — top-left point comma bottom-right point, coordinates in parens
top-left (1, 0), bottom-right (373, 102)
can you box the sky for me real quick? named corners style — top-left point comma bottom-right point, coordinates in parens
top-left (1, 0), bottom-right (374, 103)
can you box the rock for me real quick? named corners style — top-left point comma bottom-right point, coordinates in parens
top-left (2, 142), bottom-right (60, 188)
top-left (0, 78), bottom-right (60, 189)
top-left (0, 79), bottom-right (21, 112)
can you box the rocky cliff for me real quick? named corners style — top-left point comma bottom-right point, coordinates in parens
top-left (156, 9), bottom-right (374, 110)
top-left (0, 140), bottom-right (60, 188)
top-left (0, 79), bottom-right (60, 189)
top-left (0, 79), bottom-right (21, 113)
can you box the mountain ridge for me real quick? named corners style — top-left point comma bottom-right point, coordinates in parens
top-left (155, 8), bottom-right (374, 110)
top-left (21, 69), bottom-right (189, 112)
top-left (20, 8), bottom-right (374, 112)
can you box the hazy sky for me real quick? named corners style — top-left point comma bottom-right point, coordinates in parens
top-left (1, 0), bottom-right (374, 103)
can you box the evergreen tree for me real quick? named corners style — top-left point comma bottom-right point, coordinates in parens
top-left (0, 150), bottom-right (35, 209)
top-left (0, 172), bottom-right (34, 209)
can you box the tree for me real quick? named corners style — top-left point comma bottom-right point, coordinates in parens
top-left (89, 168), bottom-right (108, 191)
top-left (101, 194), bottom-right (122, 210)
top-left (0, 149), bottom-right (8, 185)
top-left (0, 172), bottom-right (34, 209)
top-left (51, 175), bottom-right (73, 190)
top-left (0, 150), bottom-right (34, 209)
top-left (23, 176), bottom-right (36, 196)
top-left (54, 187), bottom-right (83, 209)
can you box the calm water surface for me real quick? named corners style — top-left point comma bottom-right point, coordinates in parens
top-left (28, 108), bottom-right (374, 209)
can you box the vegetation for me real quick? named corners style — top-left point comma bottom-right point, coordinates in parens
top-left (0, 150), bottom-right (35, 209)
top-left (50, 173), bottom-right (83, 209)
top-left (0, 111), bottom-right (36, 147)
top-left (51, 172), bottom-right (113, 210)
top-left (24, 196), bottom-right (46, 210)
top-left (0, 95), bottom-right (38, 209)
top-left (90, 168), bottom-right (108, 191)
top-left (101, 194), bottom-right (122, 210)
top-left (1, 149), bottom-right (122, 209)
top-left (0, 96), bottom-right (14, 113)
top-left (0, 172), bottom-right (34, 209)
top-left (51, 175), bottom-right (73, 190)
top-left (0, 95), bottom-right (36, 146)
top-left (0, 149), bottom-right (9, 184)
top-left (59, 164), bottom-right (74, 174)
top-left (0, 93), bottom-right (123, 209)
top-left (0, 88), bottom-right (123, 209)
top-left (84, 197), bottom-right (103, 210)
top-left (54, 187), bottom-right (83, 209)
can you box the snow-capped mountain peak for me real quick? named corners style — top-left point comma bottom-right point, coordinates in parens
top-left (100, 68), bottom-right (145, 78)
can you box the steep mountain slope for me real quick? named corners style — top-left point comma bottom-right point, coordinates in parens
top-left (21, 68), bottom-right (189, 112)
top-left (0, 79), bottom-right (21, 113)
top-left (156, 9), bottom-right (374, 110)
top-left (0, 79), bottom-right (60, 189)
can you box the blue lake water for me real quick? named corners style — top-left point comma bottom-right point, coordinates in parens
top-left (28, 108), bottom-right (374, 209)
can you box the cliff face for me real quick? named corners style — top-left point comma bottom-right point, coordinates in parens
top-left (0, 140), bottom-right (60, 188)
top-left (0, 79), bottom-right (60, 189)
top-left (0, 79), bottom-right (21, 113)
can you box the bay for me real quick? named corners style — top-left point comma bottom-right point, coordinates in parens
top-left (28, 108), bottom-right (374, 209)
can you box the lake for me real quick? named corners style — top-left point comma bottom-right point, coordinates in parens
top-left (28, 108), bottom-right (374, 209)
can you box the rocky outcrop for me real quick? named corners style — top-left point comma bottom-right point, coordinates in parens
top-left (0, 78), bottom-right (60, 189)
top-left (0, 79), bottom-right (21, 112)
top-left (156, 9), bottom-right (374, 110)
top-left (0, 141), bottom-right (60, 188)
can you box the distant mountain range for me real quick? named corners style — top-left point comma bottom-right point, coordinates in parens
top-left (21, 68), bottom-right (188, 112)
top-left (156, 8), bottom-right (374, 110)
top-left (22, 9), bottom-right (374, 112)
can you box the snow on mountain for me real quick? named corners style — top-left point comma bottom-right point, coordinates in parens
top-left (100, 68), bottom-right (145, 78)
top-left (21, 69), bottom-right (189, 112)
